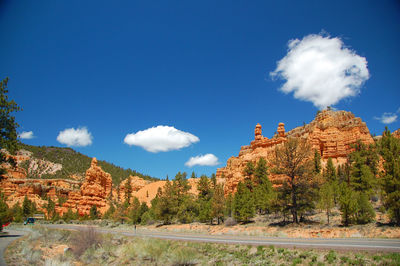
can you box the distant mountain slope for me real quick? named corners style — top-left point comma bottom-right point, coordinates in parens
top-left (17, 143), bottom-right (158, 184)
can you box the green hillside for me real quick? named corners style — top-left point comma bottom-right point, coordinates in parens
top-left (17, 143), bottom-right (158, 185)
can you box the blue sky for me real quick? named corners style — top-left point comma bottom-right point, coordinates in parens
top-left (1, 1), bottom-right (399, 179)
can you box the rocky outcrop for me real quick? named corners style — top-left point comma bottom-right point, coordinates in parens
top-left (116, 175), bottom-right (150, 202)
top-left (393, 129), bottom-right (400, 139)
top-left (217, 110), bottom-right (374, 195)
top-left (0, 149), bottom-right (62, 179)
top-left (60, 158), bottom-right (112, 215)
top-left (1, 157), bottom-right (113, 216)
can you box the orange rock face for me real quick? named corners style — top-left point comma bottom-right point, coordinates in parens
top-left (393, 129), bottom-right (400, 139)
top-left (217, 110), bottom-right (374, 196)
top-left (1, 157), bottom-right (113, 217)
top-left (116, 175), bottom-right (150, 202)
top-left (60, 158), bottom-right (113, 216)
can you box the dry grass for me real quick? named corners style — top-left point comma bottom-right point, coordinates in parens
top-left (4, 225), bottom-right (400, 266)
top-left (70, 226), bottom-right (103, 258)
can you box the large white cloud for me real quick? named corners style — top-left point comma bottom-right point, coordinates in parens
top-left (57, 127), bottom-right (93, 147)
top-left (185, 154), bottom-right (219, 167)
top-left (270, 34), bottom-right (370, 109)
top-left (374, 112), bottom-right (398, 124)
top-left (124, 126), bottom-right (199, 153)
top-left (18, 131), bottom-right (34, 139)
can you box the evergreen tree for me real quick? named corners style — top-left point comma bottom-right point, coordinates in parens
top-left (11, 203), bottom-right (23, 223)
top-left (313, 150), bottom-right (322, 174)
top-left (233, 182), bottom-right (255, 222)
top-left (125, 176), bottom-right (132, 203)
top-left (378, 128), bottom-right (400, 225)
top-left (190, 171), bottom-right (196, 179)
top-left (354, 192), bottom-right (375, 224)
top-left (89, 205), bottom-right (99, 220)
top-left (338, 183), bottom-right (358, 226)
top-left (317, 182), bottom-right (335, 224)
top-left (211, 184), bottom-right (225, 224)
top-left (197, 175), bottom-right (212, 201)
top-left (0, 77), bottom-right (21, 178)
top-left (63, 208), bottom-right (77, 222)
top-left (323, 158), bottom-right (339, 203)
top-left (254, 158), bottom-right (274, 214)
top-left (0, 193), bottom-right (12, 231)
top-left (128, 197), bottom-right (141, 224)
top-left (224, 193), bottom-right (233, 217)
top-left (22, 196), bottom-right (35, 218)
top-left (243, 161), bottom-right (255, 189)
top-left (324, 158), bottom-right (337, 183)
top-left (197, 174), bottom-right (213, 223)
top-left (210, 173), bottom-right (217, 189)
top-left (103, 203), bottom-right (115, 219)
top-left (273, 138), bottom-right (315, 223)
top-left (45, 198), bottom-right (56, 220)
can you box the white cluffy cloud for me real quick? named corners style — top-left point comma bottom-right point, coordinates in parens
top-left (374, 111), bottom-right (399, 124)
top-left (124, 126), bottom-right (199, 153)
top-left (270, 34), bottom-right (370, 109)
top-left (185, 154), bottom-right (219, 167)
top-left (57, 127), bottom-right (93, 147)
top-left (18, 131), bottom-right (34, 139)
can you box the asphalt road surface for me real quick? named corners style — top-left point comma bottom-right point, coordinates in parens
top-left (0, 229), bottom-right (27, 266)
top-left (44, 224), bottom-right (400, 252)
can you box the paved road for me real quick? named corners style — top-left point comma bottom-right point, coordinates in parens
top-left (44, 224), bottom-right (400, 252)
top-left (0, 229), bottom-right (27, 266)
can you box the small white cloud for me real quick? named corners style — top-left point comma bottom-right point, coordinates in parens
top-left (124, 126), bottom-right (199, 153)
top-left (374, 113), bottom-right (398, 124)
top-left (271, 33), bottom-right (370, 109)
top-left (185, 154), bottom-right (219, 167)
top-left (57, 127), bottom-right (93, 147)
top-left (18, 131), bottom-right (34, 139)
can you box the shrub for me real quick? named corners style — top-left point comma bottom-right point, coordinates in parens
top-left (224, 217), bottom-right (237, 226)
top-left (70, 227), bottom-right (102, 258)
top-left (324, 250), bottom-right (337, 263)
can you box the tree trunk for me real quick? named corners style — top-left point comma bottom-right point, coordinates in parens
top-left (291, 177), bottom-right (298, 223)
top-left (327, 210), bottom-right (330, 224)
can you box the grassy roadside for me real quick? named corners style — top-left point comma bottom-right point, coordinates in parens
top-left (4, 225), bottom-right (400, 265)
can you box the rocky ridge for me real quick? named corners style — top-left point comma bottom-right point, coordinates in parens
top-left (216, 110), bottom-right (375, 195)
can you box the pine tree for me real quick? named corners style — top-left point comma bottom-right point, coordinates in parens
top-left (0, 77), bottom-right (21, 178)
top-left (197, 175), bottom-right (213, 223)
top-left (338, 183), bottom-right (358, 226)
top-left (224, 193), bottom-right (233, 217)
top-left (103, 203), bottom-right (115, 219)
top-left (128, 197), bottom-right (141, 224)
top-left (273, 138), bottom-right (315, 223)
top-left (125, 176), bottom-right (132, 203)
top-left (378, 128), bottom-right (400, 225)
top-left (323, 158), bottom-right (339, 203)
top-left (254, 158), bottom-right (274, 214)
top-left (89, 205), bottom-right (99, 220)
top-left (313, 150), bottom-right (322, 174)
top-left (211, 184), bottom-right (225, 224)
top-left (0, 193), bottom-right (12, 231)
top-left (233, 182), bottom-right (255, 222)
top-left (22, 195), bottom-right (34, 218)
top-left (317, 182), bottom-right (335, 224)
top-left (46, 198), bottom-right (56, 220)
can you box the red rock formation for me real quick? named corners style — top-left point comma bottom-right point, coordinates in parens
top-left (61, 158), bottom-right (112, 216)
top-left (1, 157), bottom-right (113, 217)
top-left (217, 110), bottom-right (374, 195)
top-left (393, 129), bottom-right (400, 139)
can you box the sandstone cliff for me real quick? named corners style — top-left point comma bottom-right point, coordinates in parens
top-left (216, 110), bottom-right (374, 195)
top-left (60, 158), bottom-right (112, 215)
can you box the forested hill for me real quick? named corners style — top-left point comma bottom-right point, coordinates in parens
top-left (17, 143), bottom-right (158, 185)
